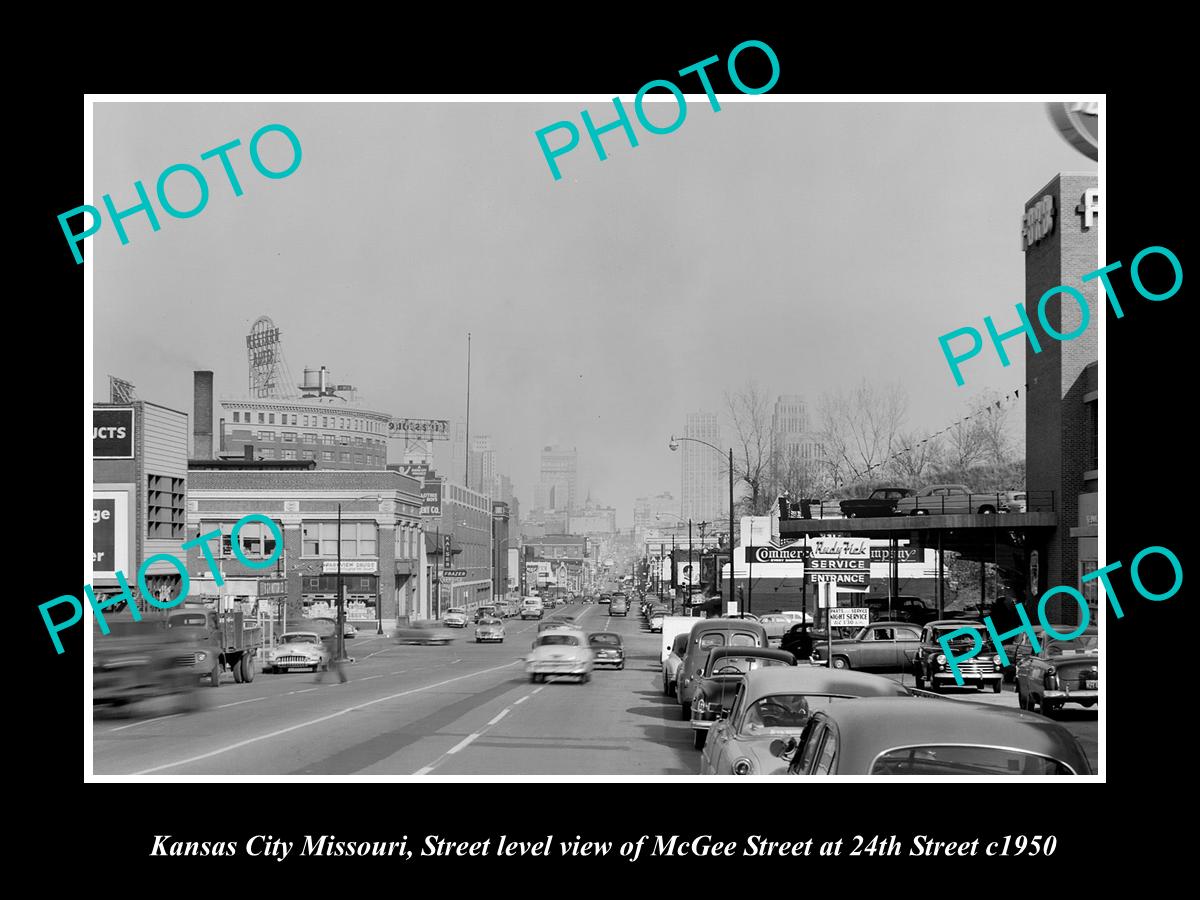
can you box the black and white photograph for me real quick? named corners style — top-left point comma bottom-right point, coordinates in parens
top-left (76, 91), bottom-right (1121, 783)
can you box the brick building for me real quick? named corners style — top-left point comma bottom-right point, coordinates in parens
top-left (184, 467), bottom-right (424, 629)
top-left (1023, 172), bottom-right (1099, 624)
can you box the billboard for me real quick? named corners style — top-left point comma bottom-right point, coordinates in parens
top-left (387, 418), bottom-right (449, 439)
top-left (421, 481), bottom-right (443, 516)
top-left (92, 491), bottom-right (130, 578)
top-left (809, 536), bottom-right (870, 590)
top-left (93, 407), bottom-right (135, 459)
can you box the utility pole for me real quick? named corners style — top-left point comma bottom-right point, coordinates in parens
top-left (464, 332), bottom-right (471, 487)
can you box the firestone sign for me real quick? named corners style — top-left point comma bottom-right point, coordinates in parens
top-left (387, 418), bottom-right (449, 438)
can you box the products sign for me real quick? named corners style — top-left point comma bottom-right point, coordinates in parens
top-left (93, 407), bottom-right (135, 459)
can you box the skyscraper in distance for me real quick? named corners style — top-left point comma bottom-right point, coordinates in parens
top-left (682, 412), bottom-right (722, 523)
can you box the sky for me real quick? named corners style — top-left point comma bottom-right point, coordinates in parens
top-left (92, 100), bottom-right (1094, 526)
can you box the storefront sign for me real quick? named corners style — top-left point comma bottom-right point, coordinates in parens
top-left (829, 607), bottom-right (870, 628)
top-left (1021, 194), bottom-right (1055, 251)
top-left (258, 578), bottom-right (288, 596)
top-left (395, 463), bottom-right (430, 479)
top-left (421, 482), bottom-right (443, 516)
top-left (322, 560), bottom-right (377, 574)
top-left (92, 492), bottom-right (129, 577)
top-left (748, 545), bottom-right (805, 563)
top-left (93, 408), bottom-right (135, 459)
top-left (442, 568), bottom-right (468, 578)
top-left (809, 536), bottom-right (870, 589)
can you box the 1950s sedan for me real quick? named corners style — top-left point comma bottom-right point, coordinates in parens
top-left (690, 647), bottom-right (796, 749)
top-left (525, 628), bottom-right (594, 684)
top-left (913, 619), bottom-right (1004, 692)
top-left (699, 667), bottom-right (909, 775)
top-left (811, 621), bottom-right (923, 672)
top-left (263, 632), bottom-right (333, 673)
top-left (1016, 627), bottom-right (1098, 717)
top-left (781, 697), bottom-right (1092, 775)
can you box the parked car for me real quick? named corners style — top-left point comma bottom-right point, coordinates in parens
top-left (779, 623), bottom-right (819, 660)
top-left (520, 597), bottom-right (545, 620)
top-left (757, 614), bottom-right (792, 647)
top-left (394, 621), bottom-right (455, 646)
top-left (648, 608), bottom-right (666, 632)
top-left (839, 487), bottom-right (915, 518)
top-left (311, 616), bottom-right (358, 639)
top-left (1016, 627), bottom-right (1098, 717)
top-left (609, 597), bottom-right (629, 617)
top-left (525, 628), bottom-right (594, 684)
top-left (811, 621), bottom-right (923, 672)
top-left (894, 484), bottom-right (1010, 516)
top-left (662, 632), bottom-right (690, 697)
top-left (781, 697), bottom-right (1092, 775)
top-left (443, 608), bottom-right (469, 628)
top-left (1003, 490), bottom-right (1028, 512)
top-left (913, 619), bottom-right (1003, 692)
top-left (677, 618), bottom-right (769, 720)
top-left (474, 616), bottom-right (506, 643)
top-left (699, 667), bottom-right (909, 775)
top-left (588, 632), bottom-right (625, 669)
top-left (689, 647), bottom-right (796, 749)
top-left (264, 632), bottom-right (333, 673)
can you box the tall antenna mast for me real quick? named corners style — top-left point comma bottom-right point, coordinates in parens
top-left (464, 332), bottom-right (472, 487)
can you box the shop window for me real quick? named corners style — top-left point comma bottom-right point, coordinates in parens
top-left (146, 474), bottom-right (186, 541)
top-left (282, 449), bottom-right (297, 460)
top-left (261, 448), bottom-right (275, 459)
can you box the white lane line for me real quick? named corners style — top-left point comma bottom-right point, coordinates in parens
top-left (108, 713), bottom-right (182, 733)
top-left (532, 685), bottom-right (546, 694)
top-left (390, 670), bottom-right (407, 675)
top-left (360, 674), bottom-right (383, 681)
top-left (487, 708), bottom-right (510, 726)
top-left (446, 733), bottom-right (480, 755)
top-left (129, 660), bottom-right (521, 775)
top-left (215, 697), bottom-right (266, 710)
top-left (412, 763), bottom-right (437, 776)
top-left (289, 688), bottom-right (318, 695)
top-left (513, 694), bottom-right (530, 706)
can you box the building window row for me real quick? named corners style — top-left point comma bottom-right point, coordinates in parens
top-left (301, 521), bottom-right (377, 558)
top-left (230, 409), bottom-right (386, 435)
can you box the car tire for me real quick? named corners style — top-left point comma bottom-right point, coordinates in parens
top-left (978, 505), bottom-right (996, 515)
top-left (241, 655), bottom-right (255, 683)
top-left (992, 680), bottom-right (1001, 693)
top-left (693, 729), bottom-right (707, 750)
top-left (618, 663), bottom-right (624, 670)
top-left (832, 656), bottom-right (850, 670)
top-left (680, 703), bottom-right (690, 721)
top-left (581, 673), bottom-right (591, 684)
top-left (914, 672), bottom-right (925, 689)
top-left (209, 662), bottom-right (221, 687)
top-left (232, 658), bottom-right (245, 683)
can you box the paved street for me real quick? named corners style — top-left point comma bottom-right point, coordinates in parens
top-left (93, 603), bottom-right (1096, 775)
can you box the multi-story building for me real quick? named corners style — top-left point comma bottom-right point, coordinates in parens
top-left (772, 394), bottom-right (822, 462)
top-left (184, 467), bottom-right (424, 629)
top-left (633, 492), bottom-right (678, 540)
top-left (568, 506), bottom-right (617, 535)
top-left (219, 397), bottom-right (391, 469)
top-left (491, 501), bottom-right (510, 601)
top-left (535, 444), bottom-right (578, 512)
top-left (682, 413), bottom-right (723, 522)
top-left (468, 434), bottom-right (496, 498)
top-left (93, 400), bottom-right (190, 608)
top-left (423, 472), bottom-right (493, 615)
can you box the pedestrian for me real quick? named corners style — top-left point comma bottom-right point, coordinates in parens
top-left (794, 623), bottom-right (815, 661)
top-left (316, 633), bottom-right (349, 684)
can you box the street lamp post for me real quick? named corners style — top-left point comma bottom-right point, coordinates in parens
top-left (670, 437), bottom-right (736, 617)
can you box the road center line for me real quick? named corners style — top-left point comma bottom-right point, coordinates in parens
top-left (215, 697), bottom-right (266, 709)
top-left (360, 674), bottom-right (383, 681)
top-left (127, 660), bottom-right (520, 775)
top-left (289, 688), bottom-right (319, 695)
top-left (446, 733), bottom-right (480, 755)
top-left (487, 708), bottom-right (510, 725)
top-left (513, 694), bottom-right (530, 705)
top-left (108, 713), bottom-right (182, 733)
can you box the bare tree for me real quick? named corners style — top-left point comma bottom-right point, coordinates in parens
top-left (888, 430), bottom-right (942, 487)
top-left (725, 381), bottom-right (775, 516)
top-left (817, 380), bottom-right (908, 489)
top-left (776, 443), bottom-right (831, 500)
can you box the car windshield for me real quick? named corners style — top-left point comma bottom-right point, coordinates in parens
top-left (478, 618), bottom-right (502, 626)
top-left (446, 609), bottom-right (465, 615)
top-left (280, 634), bottom-right (319, 645)
top-left (870, 746), bottom-right (1075, 775)
top-left (707, 656), bottom-right (790, 676)
top-left (536, 635), bottom-right (580, 647)
top-left (590, 634), bottom-right (621, 646)
top-left (931, 625), bottom-right (986, 642)
top-left (742, 695), bottom-right (812, 733)
top-left (1047, 635), bottom-right (1099, 655)
top-left (168, 614), bottom-right (208, 627)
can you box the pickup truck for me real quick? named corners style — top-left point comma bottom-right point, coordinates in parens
top-left (839, 487), bottom-right (915, 518)
top-left (165, 606), bottom-right (263, 687)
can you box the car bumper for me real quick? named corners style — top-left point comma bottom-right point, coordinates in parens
top-left (268, 660), bottom-right (322, 669)
top-left (526, 662), bottom-right (590, 675)
top-left (690, 716), bottom-right (717, 731)
top-left (475, 634), bottom-right (504, 641)
top-left (933, 672), bottom-right (1002, 685)
top-left (445, 622), bottom-right (468, 628)
top-left (1043, 689), bottom-right (1098, 703)
top-left (593, 656), bottom-right (624, 667)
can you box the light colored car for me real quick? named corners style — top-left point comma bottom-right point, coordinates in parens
top-left (443, 608), bottom-right (469, 628)
top-left (264, 632), bottom-right (332, 673)
top-left (757, 614), bottom-right (792, 647)
top-left (1016, 627), bottom-right (1098, 717)
top-left (520, 597), bottom-right (545, 620)
top-left (663, 632), bottom-right (689, 697)
top-left (474, 616), bottom-right (506, 643)
top-left (649, 609), bottom-right (666, 632)
top-left (1003, 491), bottom-right (1028, 512)
top-left (699, 667), bottom-right (909, 775)
top-left (894, 484), bottom-right (1010, 516)
top-left (525, 628), bottom-right (594, 683)
top-left (394, 621), bottom-right (455, 646)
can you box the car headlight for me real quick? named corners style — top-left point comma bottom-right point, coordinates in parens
top-left (196, 651), bottom-right (208, 662)
top-left (732, 758), bottom-right (753, 775)
top-left (992, 655), bottom-right (1001, 666)
top-left (936, 654), bottom-right (947, 665)
top-left (694, 697), bottom-right (708, 713)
